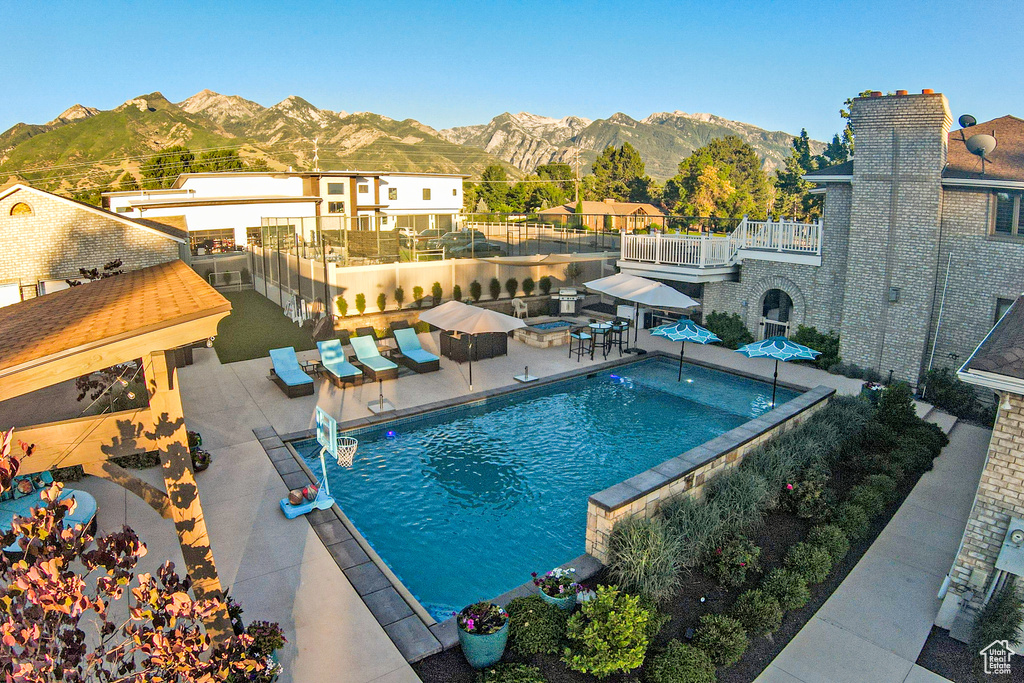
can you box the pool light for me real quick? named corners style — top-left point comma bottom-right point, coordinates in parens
top-left (385, 430), bottom-right (397, 439)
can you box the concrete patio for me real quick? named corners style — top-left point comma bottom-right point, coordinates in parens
top-left (70, 326), bottom-right (864, 682)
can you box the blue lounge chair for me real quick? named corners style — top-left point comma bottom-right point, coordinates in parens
top-left (269, 347), bottom-right (314, 397)
top-left (393, 328), bottom-right (440, 373)
top-left (0, 472), bottom-right (97, 553)
top-left (317, 339), bottom-right (363, 387)
top-left (349, 336), bottom-right (399, 382)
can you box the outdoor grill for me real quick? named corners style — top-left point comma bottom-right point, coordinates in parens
top-left (552, 287), bottom-right (585, 315)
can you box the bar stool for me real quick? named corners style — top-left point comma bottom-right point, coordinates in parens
top-left (569, 327), bottom-right (593, 361)
top-left (608, 320), bottom-right (629, 357)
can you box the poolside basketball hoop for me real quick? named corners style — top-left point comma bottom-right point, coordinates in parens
top-left (336, 436), bottom-right (358, 468)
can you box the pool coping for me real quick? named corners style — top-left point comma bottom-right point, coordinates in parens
top-left (259, 351), bottom-right (818, 662)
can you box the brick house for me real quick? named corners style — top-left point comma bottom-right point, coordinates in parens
top-left (936, 295), bottom-right (1024, 634)
top-left (0, 183), bottom-right (189, 307)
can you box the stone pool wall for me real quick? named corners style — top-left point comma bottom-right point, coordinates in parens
top-left (586, 385), bottom-right (836, 562)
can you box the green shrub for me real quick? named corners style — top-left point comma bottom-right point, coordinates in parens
top-left (608, 516), bottom-right (681, 604)
top-left (922, 367), bottom-right (979, 419)
top-left (452, 284), bottom-right (463, 302)
top-left (970, 584), bottom-right (1024, 655)
top-left (506, 595), bottom-right (567, 656)
top-left (643, 640), bottom-right (716, 683)
top-left (505, 278), bottom-right (518, 298)
top-left (743, 443), bottom-right (801, 497)
top-left (707, 536), bottom-right (761, 588)
top-left (790, 325), bottom-right (840, 370)
top-left (862, 474), bottom-right (898, 504)
top-left (413, 285), bottom-right (424, 308)
top-left (355, 293), bottom-right (366, 315)
top-left (908, 420), bottom-right (949, 456)
top-left (111, 452), bottom-right (161, 469)
top-left (50, 465), bottom-right (85, 482)
top-left (563, 586), bottom-right (650, 678)
top-left (431, 282), bottom-right (442, 306)
top-left (335, 295), bottom-right (348, 317)
top-left (469, 280), bottom-right (482, 302)
top-left (240, 267), bottom-right (251, 284)
top-left (413, 321), bottom-right (431, 334)
top-left (477, 663), bottom-right (546, 683)
top-left (877, 382), bottom-right (916, 432)
top-left (661, 496), bottom-right (728, 569)
top-left (637, 594), bottom-right (671, 641)
top-left (784, 542), bottom-right (834, 585)
top-left (394, 286), bottom-right (405, 308)
top-left (890, 441), bottom-right (935, 476)
top-left (782, 469), bottom-right (833, 522)
top-left (489, 277), bottom-right (502, 300)
top-left (376, 292), bottom-right (387, 312)
top-left (693, 614), bottom-right (748, 668)
top-left (730, 588), bottom-right (783, 635)
top-left (807, 525), bottom-right (850, 564)
top-left (848, 485), bottom-right (886, 518)
top-left (832, 503), bottom-right (870, 541)
top-left (704, 311), bottom-right (754, 350)
top-left (705, 469), bottom-right (770, 533)
top-left (761, 569), bottom-right (811, 611)
top-left (522, 277), bottom-right (535, 297)
top-left (539, 276), bottom-right (552, 295)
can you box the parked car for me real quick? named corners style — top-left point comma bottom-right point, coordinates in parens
top-left (402, 227), bottom-right (449, 249)
top-left (427, 229), bottom-right (486, 251)
top-left (448, 240), bottom-right (507, 258)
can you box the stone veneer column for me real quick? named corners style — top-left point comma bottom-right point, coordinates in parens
top-left (839, 93), bottom-right (951, 384)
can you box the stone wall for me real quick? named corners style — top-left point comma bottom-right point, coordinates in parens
top-left (586, 385), bottom-right (834, 562)
top-left (0, 188), bottom-right (180, 301)
top-left (945, 392), bottom-right (1024, 616)
top-left (839, 93), bottom-right (951, 383)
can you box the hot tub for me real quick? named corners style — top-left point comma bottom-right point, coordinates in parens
top-left (513, 317), bottom-right (574, 348)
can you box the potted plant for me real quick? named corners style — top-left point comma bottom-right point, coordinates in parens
top-left (861, 381), bottom-right (884, 404)
top-left (246, 620), bottom-right (286, 680)
top-left (456, 601), bottom-right (509, 668)
top-left (191, 448), bottom-right (212, 473)
top-left (532, 567), bottom-right (580, 611)
top-left (187, 430), bottom-right (202, 452)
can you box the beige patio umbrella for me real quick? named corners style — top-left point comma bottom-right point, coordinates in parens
top-left (448, 306), bottom-right (527, 390)
top-left (417, 300), bottom-right (471, 329)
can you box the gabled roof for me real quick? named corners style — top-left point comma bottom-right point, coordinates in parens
top-left (945, 115), bottom-right (1024, 183)
top-left (131, 215), bottom-right (188, 241)
top-left (0, 260), bottom-right (229, 373)
top-left (537, 201), bottom-right (665, 216)
top-left (959, 294), bottom-right (1024, 392)
top-left (0, 184), bottom-right (186, 243)
top-left (804, 161), bottom-right (853, 180)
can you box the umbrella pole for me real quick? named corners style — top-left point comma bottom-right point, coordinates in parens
top-left (772, 358), bottom-right (778, 406)
top-left (678, 341), bottom-right (684, 381)
top-left (469, 334), bottom-right (474, 390)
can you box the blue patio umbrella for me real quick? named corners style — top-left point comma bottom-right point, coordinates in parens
top-left (735, 335), bottom-right (820, 406)
top-left (649, 318), bottom-right (721, 381)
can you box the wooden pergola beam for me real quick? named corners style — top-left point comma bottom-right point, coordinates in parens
top-left (14, 408), bottom-right (161, 473)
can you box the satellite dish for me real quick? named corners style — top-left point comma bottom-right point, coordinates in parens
top-left (966, 134), bottom-right (997, 158)
top-left (959, 114), bottom-right (977, 129)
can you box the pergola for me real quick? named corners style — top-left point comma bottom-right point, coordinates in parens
top-left (0, 260), bottom-right (234, 642)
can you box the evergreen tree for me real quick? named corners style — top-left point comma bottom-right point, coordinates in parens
top-left (479, 164), bottom-right (510, 212)
top-left (666, 137), bottom-right (772, 218)
top-left (589, 143), bottom-right (654, 203)
top-left (774, 129), bottom-right (822, 219)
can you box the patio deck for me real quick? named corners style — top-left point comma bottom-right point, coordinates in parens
top-left (72, 328), bottom-right (864, 682)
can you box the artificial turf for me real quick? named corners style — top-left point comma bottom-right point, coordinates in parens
top-left (213, 290), bottom-right (316, 364)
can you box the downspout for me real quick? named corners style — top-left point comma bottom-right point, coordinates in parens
top-left (924, 252), bottom-right (953, 399)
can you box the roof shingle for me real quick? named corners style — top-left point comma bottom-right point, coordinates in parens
top-left (963, 295), bottom-right (1024, 381)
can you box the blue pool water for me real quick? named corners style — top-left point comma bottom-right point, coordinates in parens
top-left (295, 358), bottom-right (797, 620)
top-left (531, 321), bottom-right (573, 330)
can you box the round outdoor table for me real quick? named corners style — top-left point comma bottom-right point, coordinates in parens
top-left (588, 322), bottom-right (613, 359)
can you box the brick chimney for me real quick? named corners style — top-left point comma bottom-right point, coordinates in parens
top-left (838, 91), bottom-right (952, 384)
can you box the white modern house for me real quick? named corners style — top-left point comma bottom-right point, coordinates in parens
top-left (103, 171), bottom-right (466, 255)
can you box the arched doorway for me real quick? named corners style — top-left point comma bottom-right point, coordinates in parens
top-left (760, 289), bottom-right (793, 339)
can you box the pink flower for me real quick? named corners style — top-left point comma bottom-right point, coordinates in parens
top-left (739, 562), bottom-right (746, 567)
top-left (786, 483), bottom-right (794, 491)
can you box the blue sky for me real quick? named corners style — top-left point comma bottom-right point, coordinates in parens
top-left (2, 0), bottom-right (1021, 141)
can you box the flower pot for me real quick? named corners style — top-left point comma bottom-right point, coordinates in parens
top-left (538, 589), bottom-right (577, 611)
top-left (458, 620), bottom-right (508, 669)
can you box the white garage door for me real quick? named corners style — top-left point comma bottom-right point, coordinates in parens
top-left (0, 283), bottom-right (22, 308)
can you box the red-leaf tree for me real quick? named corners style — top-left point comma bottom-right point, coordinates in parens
top-left (0, 430), bottom-right (280, 682)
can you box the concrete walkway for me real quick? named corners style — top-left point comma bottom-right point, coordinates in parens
top-left (756, 418), bottom-right (992, 683)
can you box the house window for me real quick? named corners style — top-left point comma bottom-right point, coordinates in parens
top-left (453, 188), bottom-right (458, 196)
top-left (422, 188), bottom-right (431, 200)
top-left (994, 191), bottom-right (1023, 235)
top-left (9, 202), bottom-right (32, 216)
top-left (246, 227), bottom-right (263, 247)
top-left (358, 184), bottom-right (369, 194)
top-left (327, 183), bottom-right (346, 195)
top-left (190, 229), bottom-right (236, 256)
top-left (388, 188), bottom-right (398, 200)
top-left (328, 201), bottom-right (345, 214)
top-left (995, 297), bottom-right (1015, 324)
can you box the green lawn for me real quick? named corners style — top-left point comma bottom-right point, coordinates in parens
top-left (214, 290), bottom-right (316, 364)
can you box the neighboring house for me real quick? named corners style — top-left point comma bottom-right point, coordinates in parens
top-left (0, 183), bottom-right (188, 308)
top-left (103, 170), bottom-right (467, 256)
top-left (537, 200), bottom-right (665, 232)
top-left (936, 294), bottom-right (1024, 635)
top-left (617, 90), bottom-right (1024, 385)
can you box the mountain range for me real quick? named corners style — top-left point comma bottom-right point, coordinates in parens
top-left (0, 90), bottom-right (819, 196)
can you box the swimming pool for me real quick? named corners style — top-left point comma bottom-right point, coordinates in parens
top-left (294, 358), bottom-right (797, 620)
top-left (531, 321), bottom-right (573, 330)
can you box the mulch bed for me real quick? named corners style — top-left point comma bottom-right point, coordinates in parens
top-left (917, 626), bottom-right (1024, 682)
top-left (414, 470), bottom-right (924, 683)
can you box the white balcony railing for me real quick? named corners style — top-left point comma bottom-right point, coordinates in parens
top-left (619, 216), bottom-right (822, 269)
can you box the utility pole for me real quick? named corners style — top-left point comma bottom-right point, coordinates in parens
top-left (313, 136), bottom-right (321, 172)
top-left (572, 144), bottom-right (581, 203)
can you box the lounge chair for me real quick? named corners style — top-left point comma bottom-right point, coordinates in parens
top-left (269, 347), bottom-right (315, 397)
top-left (355, 326), bottom-right (378, 340)
top-left (393, 328), bottom-right (441, 373)
top-left (349, 335), bottom-right (399, 382)
top-left (1, 472), bottom-right (97, 552)
top-left (317, 339), bottom-right (363, 387)
top-left (389, 319), bottom-right (411, 333)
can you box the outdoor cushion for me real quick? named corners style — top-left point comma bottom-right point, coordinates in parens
top-left (350, 336), bottom-right (398, 372)
top-left (269, 347), bottom-right (313, 387)
top-left (0, 486), bottom-right (97, 553)
top-left (394, 329), bottom-right (440, 364)
top-left (317, 340), bottom-right (362, 379)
